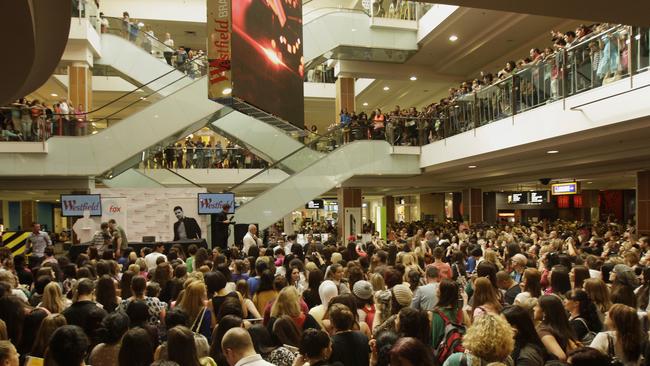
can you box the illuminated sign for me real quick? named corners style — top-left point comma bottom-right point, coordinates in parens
top-left (207, 0), bottom-right (232, 99)
top-left (61, 195), bottom-right (102, 216)
top-left (529, 191), bottom-right (548, 204)
top-left (507, 193), bottom-right (528, 204)
top-left (305, 199), bottom-right (324, 209)
top-left (551, 182), bottom-right (578, 195)
top-left (198, 193), bottom-right (235, 214)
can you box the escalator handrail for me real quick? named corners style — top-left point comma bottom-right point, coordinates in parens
top-left (63, 55), bottom-right (207, 119)
top-left (225, 125), bottom-right (346, 192)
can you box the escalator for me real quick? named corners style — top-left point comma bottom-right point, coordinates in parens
top-left (229, 135), bottom-right (421, 231)
top-left (93, 26), bottom-right (314, 168)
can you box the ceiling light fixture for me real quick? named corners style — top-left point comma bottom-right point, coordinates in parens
top-left (50, 93), bottom-right (58, 97)
top-left (468, 165), bottom-right (477, 168)
top-left (351, 28), bottom-right (357, 32)
top-left (362, 102), bottom-right (368, 106)
top-left (546, 150), bottom-right (559, 154)
top-left (383, 86), bottom-right (390, 91)
top-left (587, 181), bottom-right (593, 184)
top-left (449, 35), bottom-right (458, 42)
top-left (409, 76), bottom-right (417, 81)
top-left (222, 88), bottom-right (232, 95)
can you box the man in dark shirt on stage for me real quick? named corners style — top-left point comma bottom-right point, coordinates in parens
top-left (214, 203), bottom-right (232, 251)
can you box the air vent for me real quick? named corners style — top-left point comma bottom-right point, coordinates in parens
top-left (185, 31), bottom-right (196, 35)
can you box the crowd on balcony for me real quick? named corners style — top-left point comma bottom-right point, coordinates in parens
top-left (0, 98), bottom-right (90, 141)
top-left (146, 139), bottom-right (269, 170)
top-left (322, 23), bottom-right (640, 148)
top-left (1, 215), bottom-right (649, 366)
top-left (115, 11), bottom-right (207, 79)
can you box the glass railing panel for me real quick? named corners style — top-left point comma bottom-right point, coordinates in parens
top-left (371, 0), bottom-right (425, 21)
top-left (633, 26), bottom-right (650, 73)
top-left (71, 0), bottom-right (101, 33)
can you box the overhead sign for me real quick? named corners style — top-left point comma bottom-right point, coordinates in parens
top-left (529, 191), bottom-right (548, 204)
top-left (61, 194), bottom-right (102, 217)
top-left (198, 193), bottom-right (235, 214)
top-left (305, 199), bottom-right (324, 209)
top-left (207, 0), bottom-right (232, 99)
top-left (551, 182), bottom-right (579, 195)
top-left (507, 192), bottom-right (528, 204)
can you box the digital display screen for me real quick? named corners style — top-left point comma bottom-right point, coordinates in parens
top-left (61, 195), bottom-right (102, 217)
top-left (529, 191), bottom-right (548, 204)
top-left (305, 199), bottom-right (324, 209)
top-left (551, 182), bottom-right (578, 195)
top-left (198, 193), bottom-right (236, 214)
top-left (507, 193), bottom-right (528, 204)
top-left (231, 0), bottom-right (304, 127)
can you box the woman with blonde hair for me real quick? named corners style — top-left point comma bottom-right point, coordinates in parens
top-left (267, 286), bottom-right (320, 334)
top-left (28, 313), bottom-right (67, 359)
top-left (483, 249), bottom-right (504, 271)
top-left (176, 281), bottom-right (213, 340)
top-left (443, 313), bottom-right (515, 365)
top-left (39, 282), bottom-right (70, 314)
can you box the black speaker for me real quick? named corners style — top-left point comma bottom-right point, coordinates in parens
top-left (234, 223), bottom-right (258, 247)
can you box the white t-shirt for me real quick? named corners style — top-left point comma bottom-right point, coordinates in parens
top-left (144, 252), bottom-right (167, 271)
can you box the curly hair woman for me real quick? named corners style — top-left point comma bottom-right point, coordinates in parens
top-left (442, 313), bottom-right (515, 365)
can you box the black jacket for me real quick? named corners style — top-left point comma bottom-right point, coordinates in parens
top-left (173, 217), bottom-right (201, 241)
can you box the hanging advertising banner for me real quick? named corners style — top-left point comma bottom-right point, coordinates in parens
top-left (207, 0), bottom-right (233, 100)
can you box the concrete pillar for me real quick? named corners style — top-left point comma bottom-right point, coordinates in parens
top-left (20, 201), bottom-right (34, 231)
top-left (420, 193), bottom-right (445, 222)
top-left (383, 195), bottom-right (395, 225)
top-left (452, 192), bottom-right (463, 221)
top-left (283, 213), bottom-right (295, 235)
top-left (581, 189), bottom-right (600, 223)
top-left (462, 188), bottom-right (483, 224)
top-left (338, 188), bottom-right (361, 244)
top-left (68, 62), bottom-right (92, 112)
top-left (335, 77), bottom-right (355, 116)
top-left (638, 171), bottom-right (650, 235)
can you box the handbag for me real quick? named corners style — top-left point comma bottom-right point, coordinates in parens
top-left (191, 307), bottom-right (207, 334)
top-left (607, 333), bottom-right (624, 366)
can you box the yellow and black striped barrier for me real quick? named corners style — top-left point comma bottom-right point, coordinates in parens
top-left (1, 231), bottom-right (31, 256)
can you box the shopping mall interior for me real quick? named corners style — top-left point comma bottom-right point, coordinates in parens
top-left (4, 1), bottom-right (650, 366)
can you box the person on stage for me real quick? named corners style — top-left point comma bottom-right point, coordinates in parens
top-left (213, 203), bottom-right (232, 251)
top-left (173, 206), bottom-right (201, 241)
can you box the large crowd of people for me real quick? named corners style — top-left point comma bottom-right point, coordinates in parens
top-left (146, 139), bottom-right (269, 170)
top-left (0, 98), bottom-right (87, 141)
top-left (0, 218), bottom-right (649, 366)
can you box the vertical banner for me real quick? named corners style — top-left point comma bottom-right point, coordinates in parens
top-left (344, 208), bottom-right (362, 245)
top-left (101, 197), bottom-right (128, 233)
top-left (207, 0), bottom-right (233, 100)
top-left (375, 206), bottom-right (387, 240)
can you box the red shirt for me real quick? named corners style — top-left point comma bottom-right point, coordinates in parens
top-left (429, 262), bottom-right (453, 279)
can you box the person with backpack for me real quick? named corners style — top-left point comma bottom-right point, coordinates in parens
top-left (432, 279), bottom-right (469, 365)
top-left (442, 313), bottom-right (515, 366)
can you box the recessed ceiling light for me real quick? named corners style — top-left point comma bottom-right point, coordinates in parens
top-left (50, 93), bottom-right (58, 97)
top-left (449, 35), bottom-right (458, 42)
top-left (546, 150), bottom-right (559, 154)
top-left (222, 88), bottom-right (232, 95)
top-left (351, 28), bottom-right (357, 32)
top-left (383, 86), bottom-right (390, 91)
top-left (362, 102), bottom-right (368, 106)
top-left (35, 200), bottom-right (40, 202)
top-left (468, 165), bottom-right (477, 168)
top-left (587, 181), bottom-right (593, 184)
top-left (56, 199), bottom-right (60, 202)
top-left (409, 76), bottom-right (417, 81)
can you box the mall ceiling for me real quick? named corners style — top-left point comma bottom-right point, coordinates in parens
top-left (424, 0), bottom-right (650, 26)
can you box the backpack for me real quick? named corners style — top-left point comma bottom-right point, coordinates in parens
top-left (434, 309), bottom-right (466, 365)
top-left (574, 317), bottom-right (596, 346)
